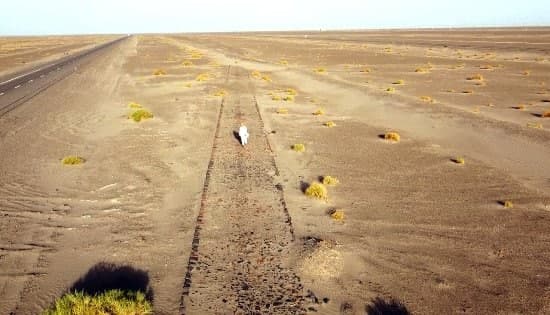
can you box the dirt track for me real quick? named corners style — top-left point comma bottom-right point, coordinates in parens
top-left (1, 29), bottom-right (550, 314)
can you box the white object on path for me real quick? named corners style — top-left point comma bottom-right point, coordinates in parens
top-left (239, 125), bottom-right (249, 146)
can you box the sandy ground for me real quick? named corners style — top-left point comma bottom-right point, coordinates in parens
top-left (1, 29), bottom-right (550, 314)
top-left (0, 35), bottom-right (118, 79)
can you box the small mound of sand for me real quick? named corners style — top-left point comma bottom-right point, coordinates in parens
top-left (299, 242), bottom-right (344, 280)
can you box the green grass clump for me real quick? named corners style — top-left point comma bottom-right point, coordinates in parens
top-left (322, 176), bottom-right (340, 186)
top-left (62, 156), bottom-right (85, 165)
top-left (305, 182), bottom-right (328, 200)
top-left (43, 289), bottom-right (152, 315)
top-left (291, 143), bottom-right (305, 152)
top-left (130, 109), bottom-right (154, 122)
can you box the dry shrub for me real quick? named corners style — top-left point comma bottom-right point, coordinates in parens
top-left (128, 102), bottom-right (142, 109)
top-left (62, 156), bottom-right (85, 165)
top-left (479, 65), bottom-right (494, 70)
top-left (360, 68), bottom-right (371, 73)
top-left (129, 109), bottom-right (153, 122)
top-left (415, 67), bottom-right (429, 73)
top-left (43, 290), bottom-right (151, 315)
top-left (522, 70), bottom-right (530, 76)
top-left (213, 90), bottom-right (226, 97)
top-left (184, 82), bottom-right (192, 88)
top-left (314, 67), bottom-right (327, 74)
top-left (384, 132), bottom-right (400, 142)
top-left (527, 122), bottom-right (543, 129)
top-left (393, 79), bottom-right (404, 85)
top-left (292, 143), bottom-right (305, 152)
top-left (313, 108), bottom-right (325, 116)
top-left (286, 88), bottom-right (297, 96)
top-left (279, 59), bottom-right (288, 65)
top-left (462, 90), bottom-right (474, 94)
top-left (322, 176), bottom-right (340, 186)
top-left (503, 201), bottom-right (514, 208)
top-left (283, 95), bottom-right (294, 102)
top-left (182, 60), bottom-right (193, 66)
top-left (512, 104), bottom-right (525, 110)
top-left (420, 96), bottom-right (433, 103)
top-left (329, 209), bottom-right (345, 221)
top-left (195, 73), bottom-right (209, 82)
top-left (251, 70), bottom-right (261, 79)
top-left (324, 121), bottom-right (336, 127)
top-left (452, 157), bottom-right (465, 165)
top-left (152, 69), bottom-right (166, 76)
top-left (467, 74), bottom-right (484, 81)
top-left (305, 182), bottom-right (328, 200)
top-left (276, 108), bottom-right (288, 114)
top-left (386, 87), bottom-right (395, 93)
top-left (542, 110), bottom-right (550, 118)
top-left (271, 95), bottom-right (282, 101)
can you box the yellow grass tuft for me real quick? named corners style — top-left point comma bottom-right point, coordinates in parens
top-left (128, 102), bottom-right (142, 109)
top-left (291, 143), bottom-right (306, 152)
top-left (527, 122), bottom-right (543, 129)
top-left (279, 59), bottom-right (288, 65)
top-left (182, 60), bottom-right (193, 66)
top-left (195, 73), bottom-right (210, 82)
top-left (251, 70), bottom-right (262, 79)
top-left (467, 74), bottom-right (484, 81)
top-left (271, 95), bottom-right (282, 101)
top-left (285, 88), bottom-right (297, 96)
top-left (420, 96), bottom-right (434, 103)
top-left (322, 176), bottom-right (340, 186)
top-left (329, 209), bottom-right (345, 221)
top-left (184, 82), bottom-right (192, 88)
top-left (62, 156), bottom-right (85, 165)
top-left (522, 70), bottom-right (531, 76)
top-left (213, 89), bottom-right (226, 97)
top-left (313, 108), bottom-right (325, 115)
top-left (324, 121), bottom-right (336, 127)
top-left (415, 67), bottom-right (429, 73)
top-left (386, 87), bottom-right (395, 93)
top-left (462, 90), bottom-right (474, 94)
top-left (360, 68), bottom-right (371, 73)
top-left (542, 110), bottom-right (550, 118)
top-left (282, 95), bottom-right (294, 102)
top-left (392, 80), bottom-right (404, 85)
top-left (384, 132), bottom-right (400, 142)
top-left (261, 75), bottom-right (272, 82)
top-left (503, 200), bottom-right (514, 208)
top-left (129, 109), bottom-right (153, 122)
top-left (189, 52), bottom-right (202, 59)
top-left (512, 104), bottom-right (525, 110)
top-left (276, 108), bottom-right (288, 114)
top-left (305, 182), bottom-right (328, 200)
top-left (152, 69), bottom-right (166, 76)
top-left (314, 67), bottom-right (327, 74)
top-left (452, 157), bottom-right (465, 164)
top-left (43, 289), bottom-right (151, 315)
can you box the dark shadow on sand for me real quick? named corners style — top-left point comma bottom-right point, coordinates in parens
top-left (365, 297), bottom-right (411, 315)
top-left (69, 262), bottom-right (153, 301)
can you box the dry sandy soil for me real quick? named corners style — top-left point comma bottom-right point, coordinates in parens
top-left (1, 28), bottom-right (550, 314)
top-left (0, 35), bottom-right (118, 78)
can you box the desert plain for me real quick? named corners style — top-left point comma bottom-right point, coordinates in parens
top-left (1, 28), bottom-right (550, 314)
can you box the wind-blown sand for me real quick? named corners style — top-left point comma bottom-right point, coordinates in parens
top-left (1, 29), bottom-right (550, 314)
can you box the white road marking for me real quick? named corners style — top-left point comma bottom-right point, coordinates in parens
top-left (14, 85), bottom-right (21, 89)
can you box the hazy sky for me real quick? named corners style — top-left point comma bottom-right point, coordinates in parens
top-left (1, 0), bottom-right (549, 35)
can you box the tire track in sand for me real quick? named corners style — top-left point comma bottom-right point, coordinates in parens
top-left (180, 66), bottom-right (305, 314)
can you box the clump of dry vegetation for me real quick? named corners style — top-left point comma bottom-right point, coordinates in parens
top-left (467, 74), bottom-right (484, 81)
top-left (542, 110), bottom-right (550, 118)
top-left (286, 88), bottom-right (297, 96)
top-left (271, 95), bottom-right (282, 101)
top-left (502, 200), bottom-right (514, 208)
top-left (386, 87), bottom-right (395, 93)
top-left (452, 157), bottom-right (465, 165)
top-left (512, 104), bottom-right (526, 110)
top-left (292, 143), bottom-right (305, 152)
top-left (527, 122), bottom-right (543, 129)
top-left (322, 176), bottom-right (340, 186)
top-left (420, 96), bottom-right (434, 103)
top-left (251, 70), bottom-right (262, 79)
top-left (329, 208), bottom-right (345, 221)
top-left (184, 82), bottom-right (192, 88)
top-left (43, 290), bottom-right (152, 315)
top-left (415, 67), bottom-right (430, 73)
top-left (152, 69), bottom-right (166, 76)
top-left (261, 75), bottom-right (272, 82)
top-left (282, 95), bottom-right (294, 102)
top-left (522, 70), bottom-right (531, 76)
top-left (182, 60), bottom-right (193, 66)
top-left (129, 109), bottom-right (154, 122)
top-left (305, 182), bottom-right (328, 200)
top-left (384, 132), bottom-right (400, 142)
top-left (276, 108), bottom-right (288, 114)
top-left (360, 68), bottom-right (371, 73)
top-left (62, 156), bottom-right (85, 165)
top-left (313, 67), bottom-right (327, 74)
top-left (462, 90), bottom-right (474, 94)
top-left (279, 59), bottom-right (288, 65)
top-left (324, 121), bottom-right (336, 127)
top-left (392, 80), bottom-right (404, 85)
top-left (213, 89), bottom-right (226, 97)
top-left (195, 73), bottom-right (210, 82)
top-left (313, 108), bottom-right (325, 115)
top-left (128, 102), bottom-right (142, 109)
